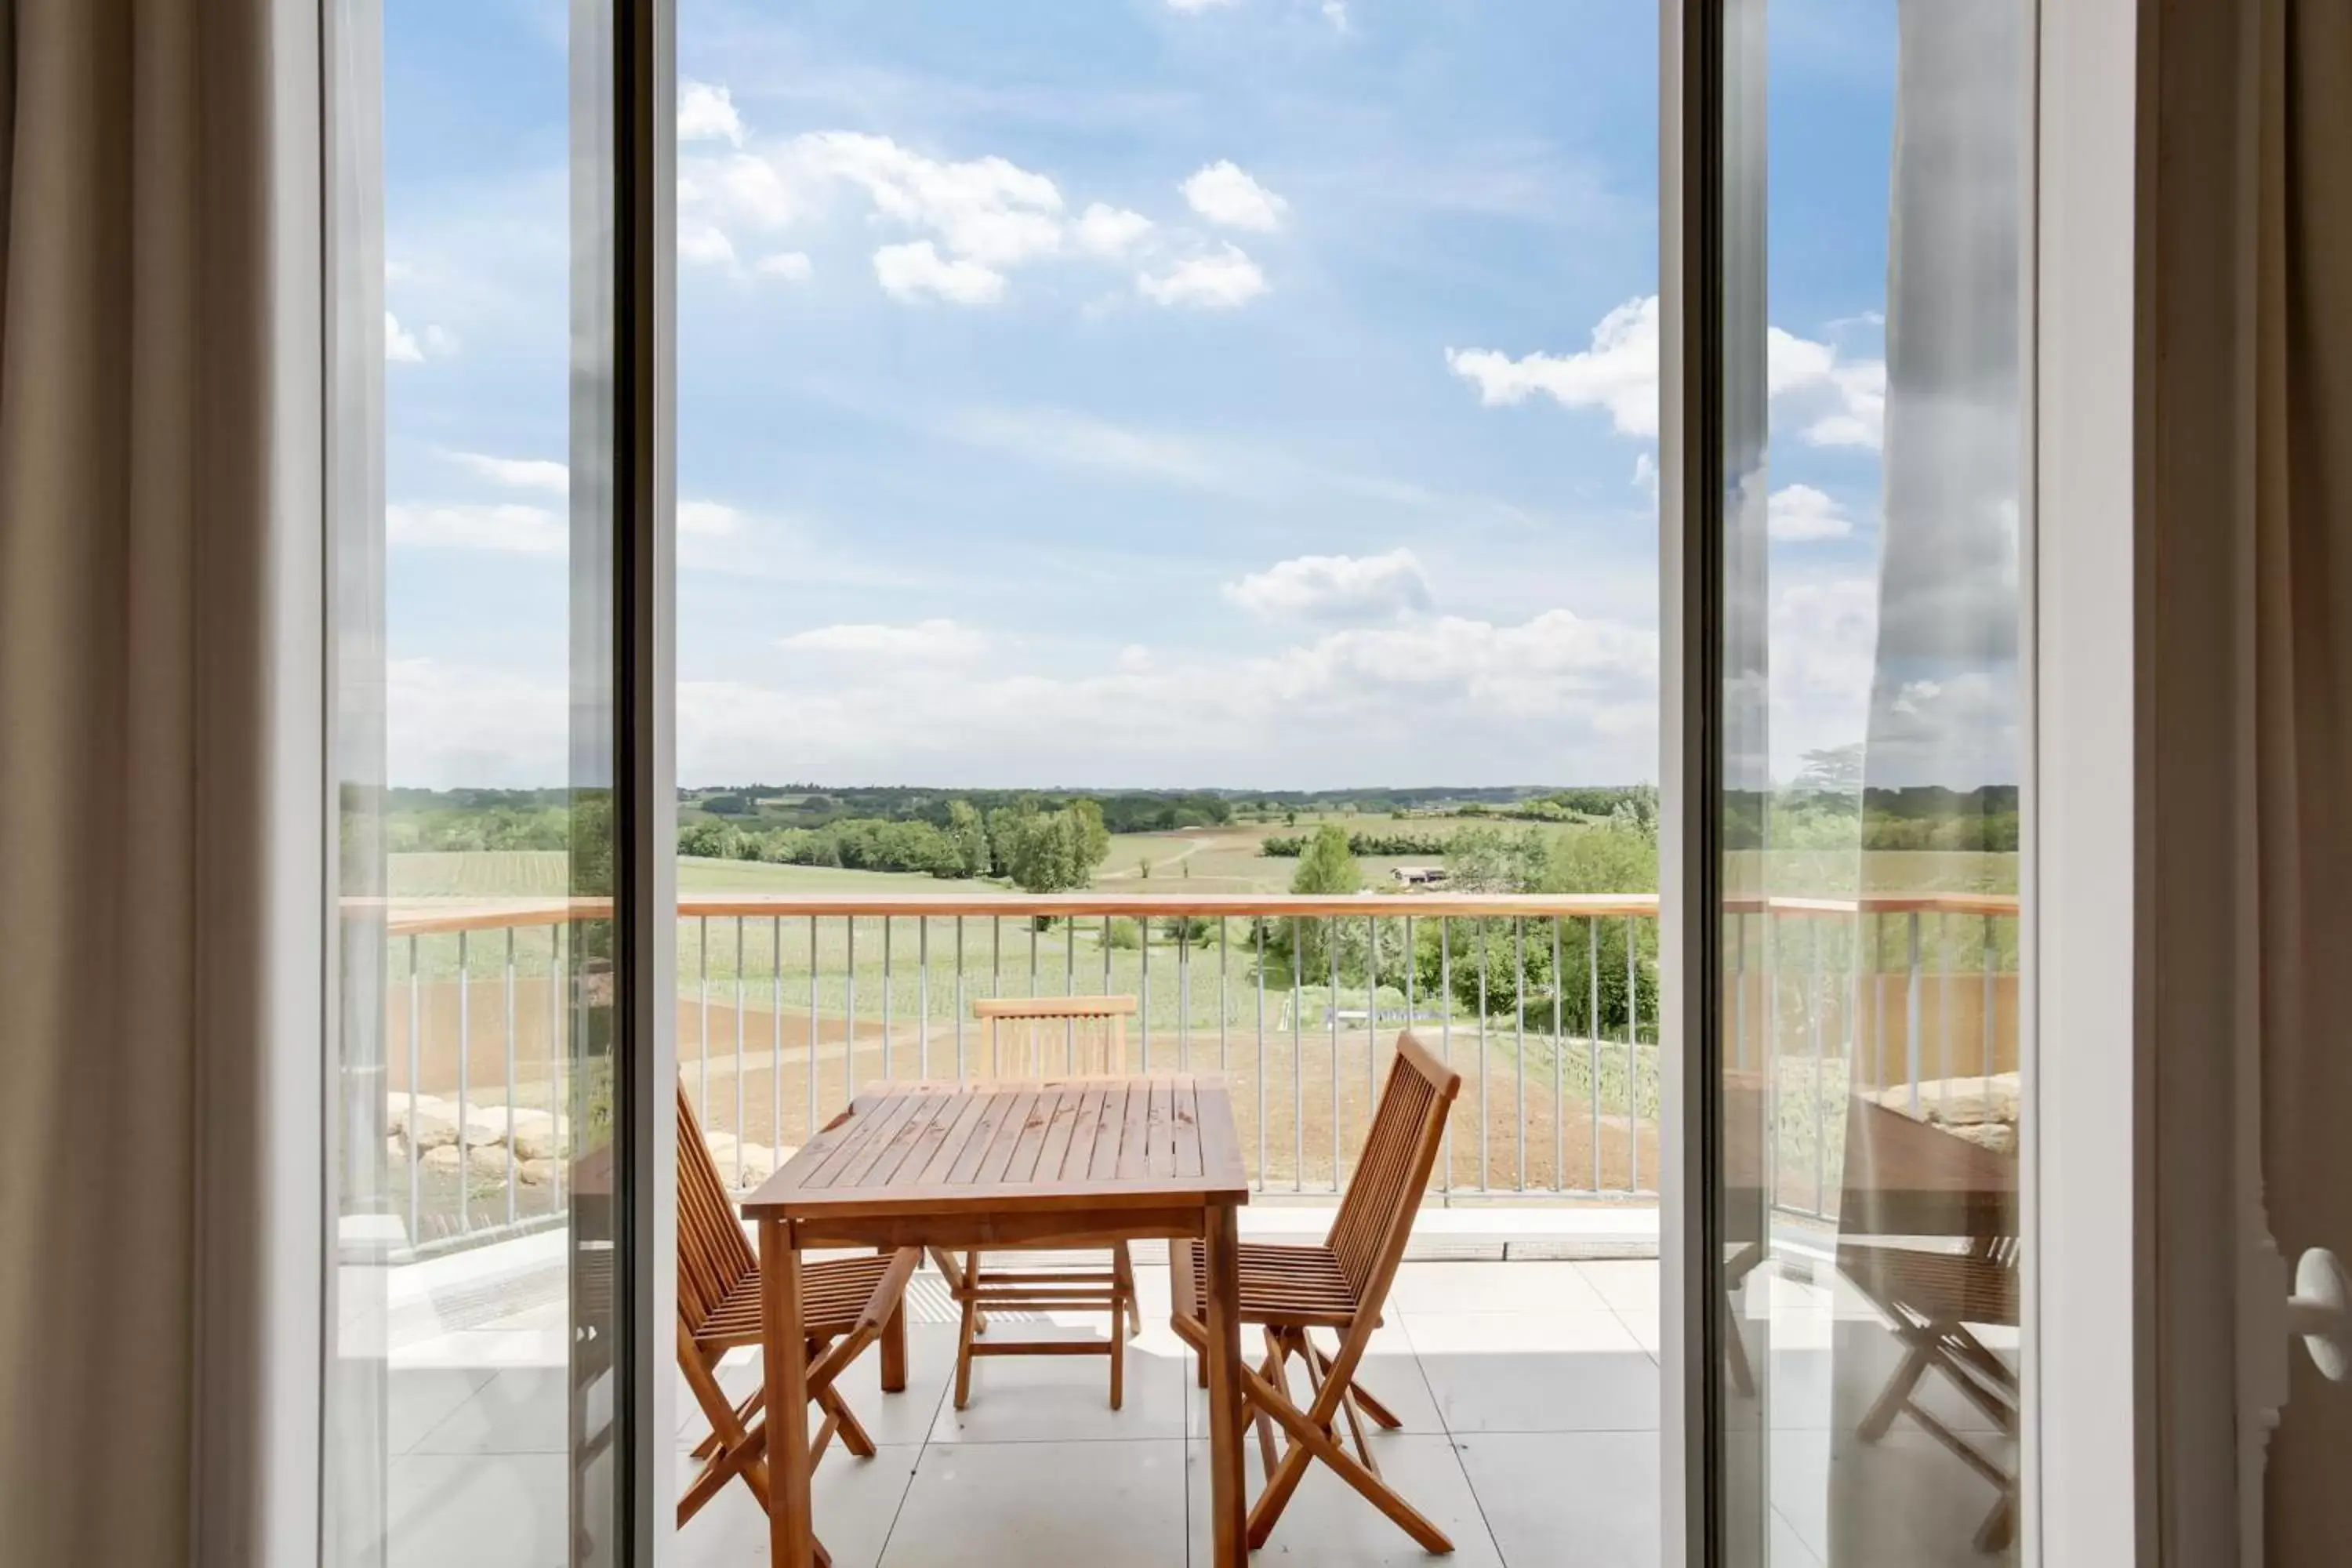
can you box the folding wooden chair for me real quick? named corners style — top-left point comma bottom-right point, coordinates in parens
top-left (1838, 1235), bottom-right (2021, 1553)
top-left (931, 994), bottom-right (1145, 1410)
top-left (675, 1084), bottom-right (918, 1555)
top-left (1171, 1032), bottom-right (1463, 1553)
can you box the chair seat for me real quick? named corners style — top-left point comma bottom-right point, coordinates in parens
top-left (1174, 1239), bottom-right (1362, 1329)
top-left (1841, 1243), bottom-right (2020, 1328)
top-left (693, 1252), bottom-right (906, 1352)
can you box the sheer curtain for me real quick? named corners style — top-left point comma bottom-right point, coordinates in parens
top-left (0, 2), bottom-right (322, 1563)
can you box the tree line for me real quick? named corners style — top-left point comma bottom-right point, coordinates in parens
top-left (677, 798), bottom-right (1112, 892)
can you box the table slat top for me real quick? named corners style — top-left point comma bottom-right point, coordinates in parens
top-left (743, 1076), bottom-right (1250, 1221)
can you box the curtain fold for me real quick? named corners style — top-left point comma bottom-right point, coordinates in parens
top-left (0, 2), bottom-right (315, 1563)
top-left (2256, 2), bottom-right (2352, 1559)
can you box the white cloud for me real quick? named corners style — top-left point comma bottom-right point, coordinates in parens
top-left (779, 619), bottom-right (989, 659)
top-left (677, 81), bottom-right (746, 148)
top-left (1767, 569), bottom-right (1878, 776)
top-left (803, 131), bottom-right (1065, 267)
top-left (1766, 483), bottom-right (1854, 542)
top-left (1138, 243), bottom-right (1268, 309)
top-left (679, 604), bottom-right (1659, 789)
top-left (1768, 328), bottom-right (1886, 448)
top-left (1180, 161), bottom-right (1289, 231)
top-left (1447, 295), bottom-right (1661, 437)
top-left (385, 311), bottom-right (425, 364)
top-left (385, 502), bottom-right (564, 555)
top-left (1224, 549), bottom-right (1433, 622)
top-left (752, 250), bottom-right (813, 282)
top-left (679, 223), bottom-right (739, 267)
top-left (873, 240), bottom-right (1006, 305)
top-left (1321, 0), bottom-right (1351, 30)
top-left (1073, 202), bottom-right (1154, 257)
top-left (678, 500), bottom-right (746, 537)
top-left (389, 659), bottom-right (568, 789)
top-left (1449, 294), bottom-right (1889, 449)
top-left (423, 325), bottom-right (461, 357)
top-left (1167, 0), bottom-right (1242, 10)
top-left (1632, 452), bottom-right (1659, 503)
top-left (444, 452), bottom-right (568, 495)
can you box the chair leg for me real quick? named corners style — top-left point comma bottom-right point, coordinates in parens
top-left (1858, 1339), bottom-right (1936, 1443)
top-left (1112, 1240), bottom-right (1142, 1338)
top-left (964, 1252), bottom-right (989, 1336)
top-left (818, 1384), bottom-right (876, 1460)
top-left (1110, 1306), bottom-right (1126, 1410)
top-left (1241, 1356), bottom-right (1454, 1555)
top-left (954, 1286), bottom-right (982, 1410)
top-left (880, 1290), bottom-right (909, 1394)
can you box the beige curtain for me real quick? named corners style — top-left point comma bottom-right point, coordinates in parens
top-left (2256, 3), bottom-right (2352, 1561)
top-left (0, 2), bottom-right (320, 1563)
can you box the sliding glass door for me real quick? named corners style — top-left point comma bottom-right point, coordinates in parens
top-left (1686, 2), bottom-right (2032, 1563)
top-left (327, 3), bottom-right (660, 1564)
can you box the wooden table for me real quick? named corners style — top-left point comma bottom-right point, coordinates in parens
top-left (742, 1075), bottom-right (1252, 1568)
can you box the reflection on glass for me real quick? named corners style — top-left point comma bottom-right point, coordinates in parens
top-left (1718, 2), bottom-right (2027, 1564)
top-left (329, 2), bottom-right (622, 1563)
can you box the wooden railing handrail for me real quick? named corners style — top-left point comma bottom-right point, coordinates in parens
top-left (367, 887), bottom-right (2021, 938)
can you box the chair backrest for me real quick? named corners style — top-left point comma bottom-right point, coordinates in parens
top-left (1326, 1033), bottom-right (1462, 1301)
top-left (972, 993), bottom-right (1137, 1077)
top-left (676, 1083), bottom-right (756, 1338)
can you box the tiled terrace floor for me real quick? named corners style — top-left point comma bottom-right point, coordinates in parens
top-left (372, 1249), bottom-right (2015, 1567)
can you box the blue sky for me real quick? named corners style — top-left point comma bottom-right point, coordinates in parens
top-left (380, 0), bottom-right (1905, 791)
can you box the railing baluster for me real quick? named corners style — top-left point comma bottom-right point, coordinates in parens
top-left (1733, 910), bottom-right (1748, 1071)
top-left (1179, 918), bottom-right (1190, 1072)
top-left (1514, 916), bottom-right (1526, 1192)
top-left (1028, 916), bottom-right (1038, 1000)
top-left (1476, 920), bottom-right (1490, 1192)
top-left (1809, 916), bottom-right (1825, 1217)
top-left (1626, 915), bottom-right (1640, 1192)
top-left (456, 930), bottom-right (470, 1232)
top-left (1065, 916), bottom-right (1077, 1069)
top-left (1218, 916), bottom-right (1229, 1072)
top-left (1874, 914), bottom-right (1888, 1094)
top-left (881, 916), bottom-right (893, 1082)
top-left (1552, 916), bottom-right (1564, 1192)
top-left (955, 916), bottom-right (967, 1080)
top-left (1936, 911), bottom-right (1952, 1087)
top-left (735, 915), bottom-right (746, 1189)
top-left (1329, 914), bottom-right (1341, 1193)
top-left (503, 925), bottom-right (517, 1227)
top-left (1365, 912), bottom-right (1378, 1109)
top-left (697, 915), bottom-right (710, 1131)
top-left (550, 923), bottom-right (564, 1210)
top-left (1439, 919), bottom-right (1453, 1193)
top-left (845, 916), bottom-right (858, 1102)
top-left (1588, 916), bottom-right (1602, 1193)
top-left (1905, 910), bottom-right (1923, 1115)
top-left (1141, 917), bottom-right (1152, 1070)
top-left (407, 934), bottom-right (420, 1241)
top-left (1292, 916), bottom-right (1304, 1194)
top-left (1255, 918), bottom-right (1267, 1186)
top-left (771, 916), bottom-right (783, 1168)
top-left (1982, 913), bottom-right (1998, 1083)
top-left (806, 917), bottom-right (818, 1141)
top-left (920, 916), bottom-right (931, 1080)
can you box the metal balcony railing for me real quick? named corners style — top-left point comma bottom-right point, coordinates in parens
top-left (361, 890), bottom-right (2018, 1252)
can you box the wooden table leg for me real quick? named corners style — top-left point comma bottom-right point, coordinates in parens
top-left (1203, 1203), bottom-right (1247, 1568)
top-left (762, 1218), bottom-right (814, 1568)
top-left (880, 1247), bottom-right (908, 1394)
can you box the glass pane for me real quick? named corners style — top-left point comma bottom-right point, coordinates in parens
top-left (670, 2), bottom-right (1662, 1559)
top-left (1715, 2), bottom-right (2030, 1564)
top-left (328, 2), bottom-right (624, 1563)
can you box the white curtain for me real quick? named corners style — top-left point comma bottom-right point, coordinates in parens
top-left (0, 2), bottom-right (321, 1563)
